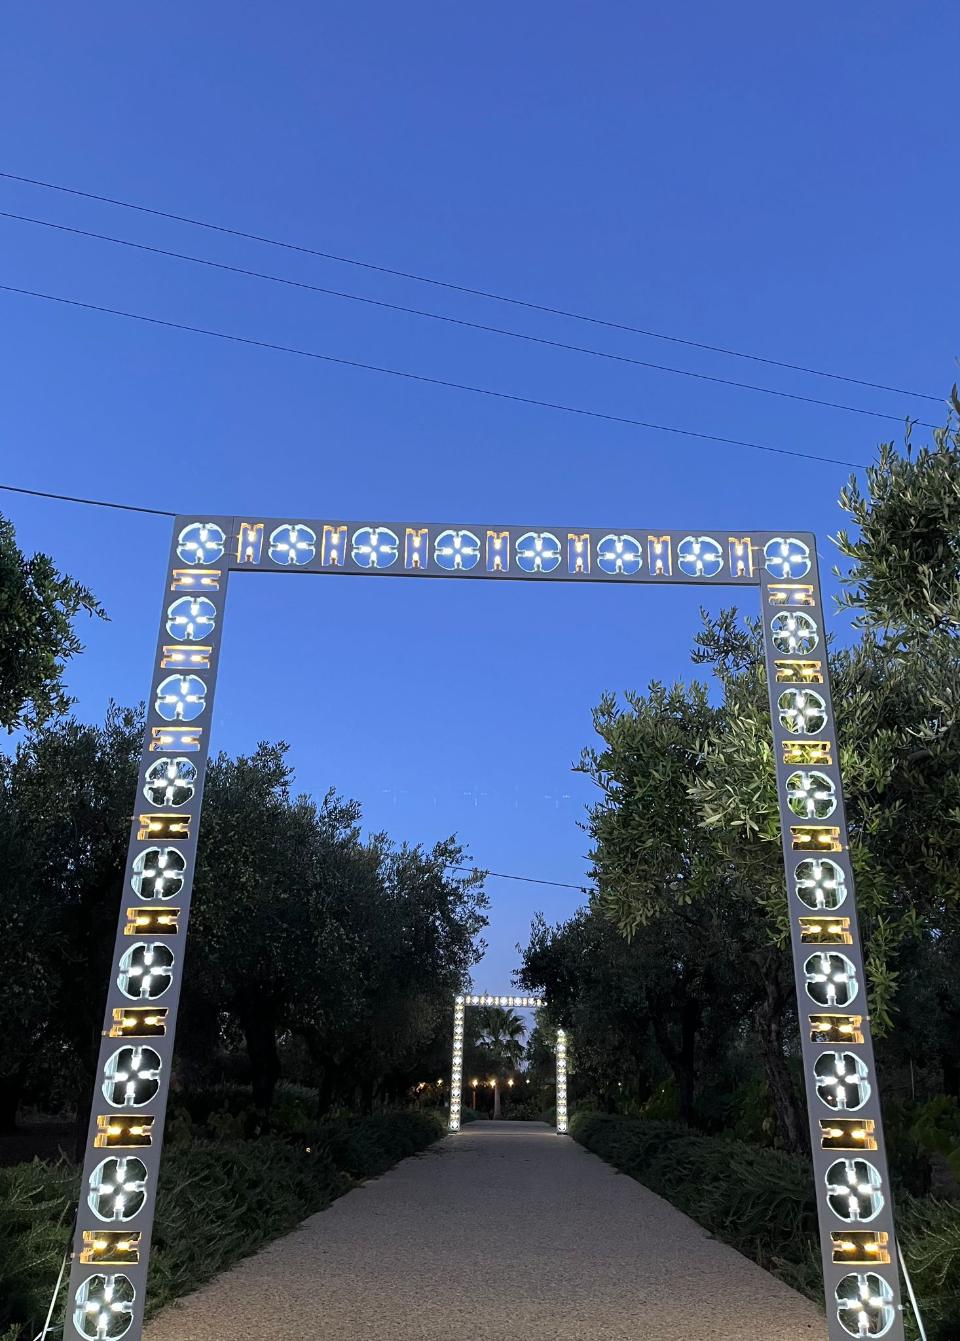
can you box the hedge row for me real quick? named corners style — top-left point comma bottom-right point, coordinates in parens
top-left (570, 1112), bottom-right (960, 1341)
top-left (0, 1110), bottom-right (443, 1339)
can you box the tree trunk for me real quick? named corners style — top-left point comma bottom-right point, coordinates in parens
top-left (648, 996), bottom-right (699, 1125)
top-left (235, 998), bottom-right (281, 1112)
top-left (755, 970), bottom-right (807, 1154)
top-left (0, 1070), bottom-right (24, 1133)
top-left (493, 1082), bottom-right (501, 1119)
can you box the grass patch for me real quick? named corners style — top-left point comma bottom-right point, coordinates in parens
top-left (571, 1112), bottom-right (960, 1341)
top-left (0, 1110), bottom-right (443, 1339)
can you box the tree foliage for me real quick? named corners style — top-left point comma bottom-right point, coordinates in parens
top-left (0, 512), bottom-right (104, 732)
top-left (0, 713), bottom-right (488, 1132)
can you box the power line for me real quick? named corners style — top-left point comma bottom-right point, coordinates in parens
top-left (0, 209), bottom-right (934, 430)
top-left (0, 283), bottom-right (870, 468)
top-left (448, 865), bottom-right (590, 893)
top-left (0, 169), bottom-right (942, 405)
top-left (0, 481), bottom-right (175, 517)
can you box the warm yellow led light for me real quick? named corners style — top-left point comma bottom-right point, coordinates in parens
top-left (775, 658), bottom-right (824, 683)
top-left (791, 826), bottom-right (842, 852)
top-left (568, 532), bottom-right (591, 573)
top-left (820, 1118), bottom-right (877, 1150)
top-left (136, 814), bottom-right (191, 841)
top-left (94, 1114), bottom-right (155, 1147)
top-left (799, 915), bottom-right (852, 945)
top-left (782, 741), bottom-right (833, 766)
top-left (647, 535), bottom-right (672, 575)
top-left (728, 536), bottom-right (754, 576)
top-left (768, 582), bottom-right (816, 607)
top-left (160, 644), bottom-right (212, 670)
top-left (809, 1014), bottom-right (864, 1044)
top-left (148, 725), bottom-right (202, 753)
top-left (486, 530), bottom-right (509, 571)
top-left (830, 1230), bottom-right (889, 1265)
top-left (404, 528), bottom-right (428, 568)
top-left (170, 567), bottom-right (221, 591)
top-left (80, 1229), bottom-right (141, 1265)
top-left (123, 907), bottom-right (181, 937)
top-left (108, 1007), bottom-right (169, 1038)
top-left (235, 522), bottom-right (264, 564)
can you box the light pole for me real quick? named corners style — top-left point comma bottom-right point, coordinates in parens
top-left (471, 1078), bottom-right (478, 1110)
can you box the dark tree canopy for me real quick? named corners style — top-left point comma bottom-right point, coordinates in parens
top-left (0, 512), bottom-right (105, 732)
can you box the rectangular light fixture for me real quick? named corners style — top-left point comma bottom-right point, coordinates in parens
top-left (108, 1007), bottom-right (169, 1038)
top-left (782, 740), bottom-right (832, 766)
top-left (820, 1119), bottom-right (877, 1151)
top-left (137, 814), bottom-right (191, 840)
top-left (831, 1231), bottom-right (890, 1266)
top-left (809, 1014), bottom-right (864, 1045)
top-left (799, 915), bottom-right (853, 944)
top-left (791, 825), bottom-right (842, 851)
top-left (94, 1115), bottom-right (155, 1148)
top-left (170, 568), bottom-right (221, 590)
top-left (775, 659), bottom-right (824, 683)
top-left (124, 907), bottom-right (181, 936)
top-left (148, 726), bottom-right (202, 752)
top-left (81, 1231), bottom-right (141, 1266)
top-left (767, 583), bottom-right (815, 606)
top-left (160, 645), bottom-right (212, 670)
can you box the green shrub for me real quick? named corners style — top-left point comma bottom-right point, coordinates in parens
top-left (1, 1110), bottom-right (443, 1338)
top-left (571, 1112), bottom-right (960, 1341)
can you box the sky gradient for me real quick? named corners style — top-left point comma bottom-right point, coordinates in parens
top-left (2, 2), bottom-right (957, 985)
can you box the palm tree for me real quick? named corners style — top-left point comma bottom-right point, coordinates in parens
top-left (475, 1006), bottom-right (526, 1118)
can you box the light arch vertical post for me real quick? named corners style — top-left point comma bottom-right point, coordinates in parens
top-left (448, 994), bottom-right (567, 1134)
top-left (60, 517), bottom-right (905, 1341)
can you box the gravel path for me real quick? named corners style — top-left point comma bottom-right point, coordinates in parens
top-left (145, 1121), bottom-right (824, 1340)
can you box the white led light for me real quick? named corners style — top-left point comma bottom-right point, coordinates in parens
top-left (764, 536), bottom-right (812, 579)
top-left (596, 534), bottom-right (643, 575)
top-left (786, 769), bottom-right (837, 819)
top-left (117, 943), bottom-right (175, 1001)
top-left (795, 858), bottom-right (847, 910)
top-left (176, 522), bottom-right (225, 566)
top-left (555, 1028), bottom-right (569, 1134)
top-left (434, 529), bottom-right (481, 571)
top-left (142, 757), bottom-right (197, 808)
top-left (771, 611), bottom-right (819, 654)
top-left (677, 535), bottom-right (723, 577)
top-left (778, 688), bottom-right (828, 734)
top-left (351, 526), bottom-right (399, 569)
top-left (835, 1271), bottom-right (895, 1337)
top-left (73, 1273), bottom-right (136, 1339)
top-left (102, 1047), bottom-right (162, 1108)
top-left (814, 1051), bottom-right (871, 1111)
top-left (131, 848), bottom-right (186, 901)
top-left (269, 524), bottom-right (317, 566)
top-left (515, 532), bottom-right (562, 573)
top-left (88, 1157), bottom-right (149, 1223)
top-left (165, 595), bottom-right (216, 641)
top-left (825, 1158), bottom-right (884, 1223)
top-left (804, 952), bottom-right (859, 1007)
top-left (154, 674), bottom-right (207, 723)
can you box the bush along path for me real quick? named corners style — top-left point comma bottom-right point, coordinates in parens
top-left (571, 1113), bottom-right (960, 1341)
top-left (0, 1110), bottom-right (443, 1340)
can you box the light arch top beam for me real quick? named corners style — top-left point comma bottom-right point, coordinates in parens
top-left (220, 517), bottom-right (813, 585)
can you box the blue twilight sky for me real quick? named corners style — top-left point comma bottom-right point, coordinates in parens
top-left (1, 4), bottom-right (957, 988)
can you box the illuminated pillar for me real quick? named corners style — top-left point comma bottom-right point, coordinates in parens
top-left (449, 996), bottom-right (465, 1132)
top-left (63, 518), bottom-right (233, 1341)
top-left (555, 1029), bottom-right (568, 1134)
top-left (760, 539), bottom-right (905, 1341)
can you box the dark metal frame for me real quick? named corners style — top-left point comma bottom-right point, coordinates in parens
top-left (62, 518), bottom-right (904, 1341)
